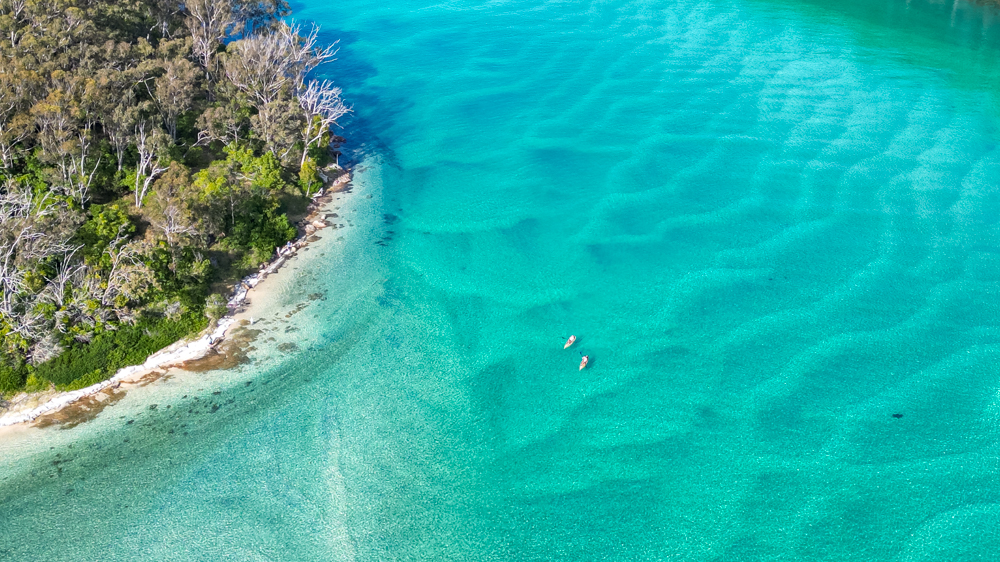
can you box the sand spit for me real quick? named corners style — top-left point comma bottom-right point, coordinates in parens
top-left (0, 169), bottom-right (351, 429)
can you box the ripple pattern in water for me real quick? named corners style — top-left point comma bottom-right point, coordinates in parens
top-left (5, 0), bottom-right (1000, 560)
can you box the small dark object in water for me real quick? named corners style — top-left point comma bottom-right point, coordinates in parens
top-left (126, 420), bottom-right (134, 425)
top-left (892, 413), bottom-right (903, 419)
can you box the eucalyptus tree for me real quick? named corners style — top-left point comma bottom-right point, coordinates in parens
top-left (297, 79), bottom-right (349, 167)
top-left (133, 120), bottom-right (170, 208)
top-left (102, 236), bottom-right (156, 309)
top-left (195, 101), bottom-right (248, 146)
top-left (104, 93), bottom-right (142, 172)
top-left (0, 72), bottom-right (35, 171)
top-left (31, 88), bottom-right (101, 205)
top-left (0, 181), bottom-right (79, 343)
top-left (151, 56), bottom-right (200, 139)
top-left (224, 22), bottom-right (338, 159)
top-left (183, 0), bottom-right (235, 75)
top-left (144, 163), bottom-right (200, 251)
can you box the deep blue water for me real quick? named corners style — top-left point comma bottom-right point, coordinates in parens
top-left (4, 0), bottom-right (1000, 559)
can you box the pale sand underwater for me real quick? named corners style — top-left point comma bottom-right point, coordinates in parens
top-left (0, 163), bottom-right (380, 460)
top-left (4, 0), bottom-right (1000, 559)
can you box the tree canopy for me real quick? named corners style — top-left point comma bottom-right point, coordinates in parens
top-left (0, 0), bottom-right (349, 392)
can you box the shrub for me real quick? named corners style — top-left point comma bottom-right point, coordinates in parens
top-left (35, 314), bottom-right (208, 387)
top-left (24, 374), bottom-right (49, 393)
top-left (60, 369), bottom-right (109, 392)
top-left (231, 195), bottom-right (296, 252)
top-left (76, 204), bottom-right (134, 270)
top-left (204, 293), bottom-right (228, 323)
top-left (0, 361), bottom-right (27, 393)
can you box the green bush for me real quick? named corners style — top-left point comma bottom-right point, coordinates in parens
top-left (35, 314), bottom-right (208, 387)
top-left (0, 361), bottom-right (27, 393)
top-left (76, 204), bottom-right (134, 270)
top-left (60, 369), bottom-right (108, 392)
top-left (204, 293), bottom-right (228, 323)
top-left (24, 374), bottom-right (49, 393)
top-left (299, 156), bottom-right (323, 197)
top-left (228, 194), bottom-right (296, 262)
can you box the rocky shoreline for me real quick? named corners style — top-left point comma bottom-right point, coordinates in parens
top-left (0, 168), bottom-right (352, 429)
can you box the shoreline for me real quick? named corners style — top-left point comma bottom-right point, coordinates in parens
top-left (0, 168), bottom-right (353, 429)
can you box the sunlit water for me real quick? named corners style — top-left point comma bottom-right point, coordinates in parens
top-left (4, 0), bottom-right (1000, 559)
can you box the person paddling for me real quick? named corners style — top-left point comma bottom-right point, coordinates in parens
top-left (579, 353), bottom-right (589, 371)
top-left (563, 335), bottom-right (576, 349)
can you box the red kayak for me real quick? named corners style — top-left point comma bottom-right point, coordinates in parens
top-left (579, 355), bottom-right (589, 370)
top-left (564, 335), bottom-right (576, 349)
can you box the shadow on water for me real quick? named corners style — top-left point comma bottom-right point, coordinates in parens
top-left (282, 18), bottom-right (413, 168)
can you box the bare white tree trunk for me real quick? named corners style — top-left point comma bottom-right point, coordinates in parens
top-left (0, 0), bottom-right (28, 18)
top-left (185, 0), bottom-right (235, 73)
top-left (34, 97), bottom-right (100, 206)
top-left (41, 246), bottom-right (84, 307)
top-left (105, 95), bottom-right (139, 172)
top-left (0, 85), bottom-right (31, 169)
top-left (154, 203), bottom-right (198, 249)
top-left (62, 121), bottom-right (102, 205)
top-left (225, 21), bottom-right (339, 108)
top-left (225, 22), bottom-right (340, 159)
top-left (133, 121), bottom-right (169, 208)
top-left (102, 234), bottom-right (155, 308)
top-left (297, 79), bottom-right (349, 167)
top-left (0, 185), bottom-right (44, 319)
top-left (0, 183), bottom-right (76, 337)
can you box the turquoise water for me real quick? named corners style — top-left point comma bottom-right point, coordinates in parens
top-left (4, 0), bottom-right (1000, 559)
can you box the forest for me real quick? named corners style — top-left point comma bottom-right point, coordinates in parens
top-left (0, 0), bottom-right (349, 393)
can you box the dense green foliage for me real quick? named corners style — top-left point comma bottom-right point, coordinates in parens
top-left (0, 0), bottom-right (348, 394)
top-left (0, 358), bottom-right (27, 393)
top-left (35, 314), bottom-right (207, 390)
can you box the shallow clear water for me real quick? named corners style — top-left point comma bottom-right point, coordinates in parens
top-left (4, 0), bottom-right (1000, 559)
